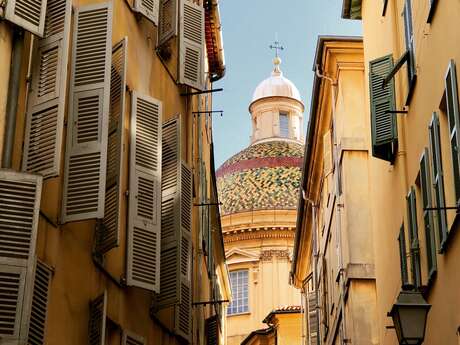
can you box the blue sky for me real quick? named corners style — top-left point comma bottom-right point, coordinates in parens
top-left (212, 0), bottom-right (362, 167)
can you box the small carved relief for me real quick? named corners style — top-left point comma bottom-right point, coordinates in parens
top-left (260, 249), bottom-right (291, 261)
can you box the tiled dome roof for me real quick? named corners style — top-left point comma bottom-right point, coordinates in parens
top-left (216, 140), bottom-right (304, 216)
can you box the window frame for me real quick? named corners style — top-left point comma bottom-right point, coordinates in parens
top-left (279, 111), bottom-right (290, 138)
top-left (398, 224), bottom-right (410, 288)
top-left (227, 269), bottom-right (249, 315)
top-left (407, 187), bottom-right (422, 288)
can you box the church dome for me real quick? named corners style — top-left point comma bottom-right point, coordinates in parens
top-left (216, 140), bottom-right (304, 216)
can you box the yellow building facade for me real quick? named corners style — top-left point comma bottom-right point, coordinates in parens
top-left (291, 37), bottom-right (379, 345)
top-left (217, 58), bottom-right (303, 345)
top-left (0, 0), bottom-right (230, 344)
top-left (340, 0), bottom-right (460, 344)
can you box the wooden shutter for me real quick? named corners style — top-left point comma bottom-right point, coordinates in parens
top-left (22, 0), bottom-right (71, 179)
top-left (127, 92), bottom-right (162, 292)
top-left (88, 291), bottom-right (107, 345)
top-left (28, 259), bottom-right (53, 345)
top-left (0, 171), bottom-right (42, 341)
top-left (307, 291), bottom-right (318, 345)
top-left (406, 187), bottom-right (421, 288)
top-left (158, 0), bottom-right (178, 45)
top-left (133, 0), bottom-right (159, 25)
top-left (122, 331), bottom-right (146, 345)
top-left (420, 149), bottom-right (437, 280)
top-left (205, 315), bottom-right (218, 345)
top-left (179, 0), bottom-right (205, 90)
top-left (429, 113), bottom-right (448, 250)
top-left (323, 130), bottom-right (333, 176)
top-left (62, 3), bottom-right (112, 222)
top-left (398, 225), bottom-right (409, 287)
top-left (4, 0), bottom-right (47, 36)
top-left (369, 55), bottom-right (397, 162)
top-left (96, 38), bottom-right (128, 254)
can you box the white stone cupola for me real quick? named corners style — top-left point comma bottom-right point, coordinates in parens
top-left (249, 57), bottom-right (305, 145)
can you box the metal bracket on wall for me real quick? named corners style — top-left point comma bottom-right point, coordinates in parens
top-left (181, 88), bottom-right (223, 96)
top-left (424, 206), bottom-right (460, 213)
top-left (192, 299), bottom-right (229, 307)
top-left (384, 110), bottom-right (408, 114)
top-left (192, 110), bottom-right (223, 117)
top-left (193, 202), bottom-right (222, 207)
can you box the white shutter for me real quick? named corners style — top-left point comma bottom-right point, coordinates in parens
top-left (4, 0), bottom-right (47, 36)
top-left (179, 0), bottom-right (205, 90)
top-left (88, 291), bottom-right (107, 345)
top-left (126, 92), bottom-right (162, 292)
top-left (158, 0), bottom-right (178, 45)
top-left (96, 38), bottom-right (128, 254)
top-left (0, 171), bottom-right (42, 342)
top-left (22, 0), bottom-right (71, 178)
top-left (133, 0), bottom-right (159, 25)
top-left (62, 3), bottom-right (112, 222)
top-left (122, 331), bottom-right (146, 345)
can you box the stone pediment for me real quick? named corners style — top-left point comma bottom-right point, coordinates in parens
top-left (225, 248), bottom-right (260, 265)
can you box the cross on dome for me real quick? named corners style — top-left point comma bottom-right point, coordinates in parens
top-left (269, 40), bottom-right (284, 75)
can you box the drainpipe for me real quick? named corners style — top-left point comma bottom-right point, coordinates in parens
top-left (2, 27), bottom-right (24, 169)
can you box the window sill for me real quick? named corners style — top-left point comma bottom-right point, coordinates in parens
top-left (227, 312), bottom-right (250, 317)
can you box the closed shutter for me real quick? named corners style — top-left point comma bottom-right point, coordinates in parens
top-left (126, 92), bottom-right (162, 292)
top-left (158, 0), bottom-right (178, 46)
top-left (22, 0), bottom-right (71, 179)
top-left (307, 291), bottom-right (318, 345)
top-left (406, 187), bottom-right (421, 288)
top-left (398, 225), bottom-right (410, 287)
top-left (4, 0), bottom-right (47, 36)
top-left (179, 0), bottom-right (205, 90)
top-left (323, 130), bottom-right (333, 176)
top-left (205, 315), bottom-right (218, 345)
top-left (96, 38), bottom-right (128, 254)
top-left (0, 171), bottom-right (42, 341)
top-left (122, 331), bottom-right (146, 345)
top-left (369, 55), bottom-right (397, 162)
top-left (62, 3), bottom-right (112, 222)
top-left (420, 149), bottom-right (437, 280)
top-left (429, 113), bottom-right (448, 251)
top-left (28, 259), bottom-right (53, 345)
top-left (88, 291), bottom-right (107, 345)
top-left (133, 0), bottom-right (159, 25)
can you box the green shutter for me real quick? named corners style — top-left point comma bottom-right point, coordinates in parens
top-left (420, 149), bottom-right (437, 280)
top-left (406, 187), bottom-right (421, 288)
top-left (429, 112), bottom-right (448, 251)
top-left (369, 55), bottom-right (398, 162)
top-left (398, 224), bottom-right (409, 288)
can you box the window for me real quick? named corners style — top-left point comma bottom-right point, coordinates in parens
top-left (407, 187), bottom-right (422, 288)
top-left (403, 0), bottom-right (416, 104)
top-left (227, 270), bottom-right (248, 315)
top-left (398, 224), bottom-right (410, 288)
top-left (279, 112), bottom-right (289, 138)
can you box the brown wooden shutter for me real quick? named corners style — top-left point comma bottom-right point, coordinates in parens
top-left (179, 0), bottom-right (205, 90)
top-left (28, 259), bottom-right (53, 345)
top-left (205, 315), bottom-right (218, 345)
top-left (0, 171), bottom-right (42, 341)
top-left (62, 3), bottom-right (112, 222)
top-left (22, 0), bottom-right (72, 178)
top-left (122, 331), bottom-right (146, 345)
top-left (126, 92), bottom-right (162, 292)
top-left (88, 291), bottom-right (107, 345)
top-left (4, 0), bottom-right (47, 36)
top-left (158, 0), bottom-right (178, 45)
top-left (96, 38), bottom-right (128, 254)
top-left (307, 291), bottom-right (319, 345)
top-left (133, 0), bottom-right (159, 25)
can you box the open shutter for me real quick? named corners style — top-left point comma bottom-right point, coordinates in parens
top-left (96, 38), bottom-right (128, 254)
top-left (307, 291), bottom-right (319, 345)
top-left (127, 92), bottom-right (162, 292)
top-left (4, 0), bottom-right (47, 36)
top-left (133, 0), bottom-right (159, 25)
top-left (62, 3), bottom-right (112, 222)
top-left (323, 130), bottom-right (333, 176)
top-left (369, 55), bottom-right (397, 162)
top-left (179, 0), bottom-right (205, 90)
top-left (205, 315), bottom-right (218, 345)
top-left (158, 0), bottom-right (178, 45)
top-left (88, 291), bottom-right (107, 345)
top-left (22, 0), bottom-right (71, 178)
top-left (28, 259), bottom-right (53, 345)
top-left (0, 171), bottom-right (42, 341)
top-left (406, 187), bottom-right (421, 288)
top-left (122, 331), bottom-right (146, 345)
top-left (398, 224), bottom-right (409, 288)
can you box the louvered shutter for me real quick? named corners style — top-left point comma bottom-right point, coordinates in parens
top-left (22, 0), bottom-right (71, 179)
top-left (205, 315), bottom-right (218, 345)
top-left (122, 331), bottom-right (146, 345)
top-left (307, 291), bottom-right (318, 345)
top-left (127, 92), bottom-right (162, 292)
top-left (28, 259), bottom-right (53, 345)
top-left (158, 0), bottom-right (178, 45)
top-left (406, 187), bottom-right (421, 288)
top-left (96, 38), bottom-right (128, 254)
top-left (369, 55), bottom-right (397, 162)
top-left (323, 130), bottom-right (333, 176)
top-left (133, 0), bottom-right (159, 25)
top-left (398, 225), bottom-right (410, 288)
top-left (62, 3), bottom-right (112, 222)
top-left (88, 291), bottom-right (107, 345)
top-left (4, 0), bottom-right (47, 36)
top-left (0, 171), bottom-right (42, 341)
top-left (179, 0), bottom-right (205, 90)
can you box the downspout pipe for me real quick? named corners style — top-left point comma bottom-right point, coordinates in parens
top-left (2, 27), bottom-right (24, 169)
